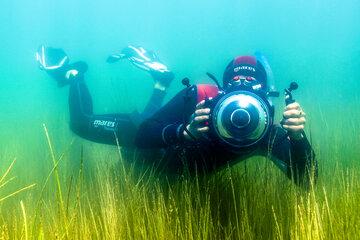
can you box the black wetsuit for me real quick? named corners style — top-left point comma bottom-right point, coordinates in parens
top-left (57, 63), bottom-right (316, 183)
top-left (135, 84), bottom-right (317, 184)
top-left (64, 70), bottom-right (166, 147)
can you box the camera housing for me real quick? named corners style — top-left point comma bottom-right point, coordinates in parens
top-left (204, 85), bottom-right (275, 152)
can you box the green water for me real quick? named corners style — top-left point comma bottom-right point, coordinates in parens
top-left (0, 0), bottom-right (359, 184)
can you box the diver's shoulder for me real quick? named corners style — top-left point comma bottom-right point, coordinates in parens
top-left (195, 83), bottom-right (218, 89)
top-left (195, 84), bottom-right (219, 102)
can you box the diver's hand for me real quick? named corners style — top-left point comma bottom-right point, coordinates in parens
top-left (281, 102), bottom-right (306, 140)
top-left (183, 100), bottom-right (211, 141)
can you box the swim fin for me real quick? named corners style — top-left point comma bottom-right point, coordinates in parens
top-left (107, 45), bottom-right (174, 87)
top-left (36, 45), bottom-right (69, 71)
top-left (106, 53), bottom-right (126, 63)
top-left (36, 45), bottom-right (88, 87)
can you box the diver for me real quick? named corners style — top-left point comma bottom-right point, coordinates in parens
top-left (36, 45), bottom-right (174, 146)
top-left (36, 46), bottom-right (316, 185)
top-left (135, 55), bottom-right (317, 185)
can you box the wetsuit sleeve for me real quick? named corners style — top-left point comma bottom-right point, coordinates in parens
top-left (135, 86), bottom-right (197, 148)
top-left (263, 125), bottom-right (317, 185)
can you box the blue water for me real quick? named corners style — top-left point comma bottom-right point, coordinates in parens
top-left (0, 0), bottom-right (359, 177)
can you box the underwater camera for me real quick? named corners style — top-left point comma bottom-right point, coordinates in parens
top-left (182, 74), bottom-right (298, 152)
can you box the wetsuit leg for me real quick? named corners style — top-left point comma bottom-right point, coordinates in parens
top-left (68, 76), bottom-right (166, 146)
top-left (138, 89), bottom-right (166, 121)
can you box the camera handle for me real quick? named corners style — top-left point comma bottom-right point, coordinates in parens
top-left (282, 81), bottom-right (306, 140)
top-left (284, 82), bottom-right (298, 106)
top-left (181, 77), bottom-right (199, 141)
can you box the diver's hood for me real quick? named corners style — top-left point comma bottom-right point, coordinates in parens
top-left (209, 87), bottom-right (273, 151)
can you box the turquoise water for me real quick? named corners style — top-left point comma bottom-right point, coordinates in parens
top-left (0, 0), bottom-right (359, 178)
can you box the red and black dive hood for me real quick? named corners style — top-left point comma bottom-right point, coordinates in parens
top-left (222, 55), bottom-right (267, 90)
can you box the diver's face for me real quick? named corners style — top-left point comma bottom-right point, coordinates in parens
top-left (227, 75), bottom-right (264, 91)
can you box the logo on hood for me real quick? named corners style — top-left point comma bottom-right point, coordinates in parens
top-left (234, 66), bottom-right (256, 73)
